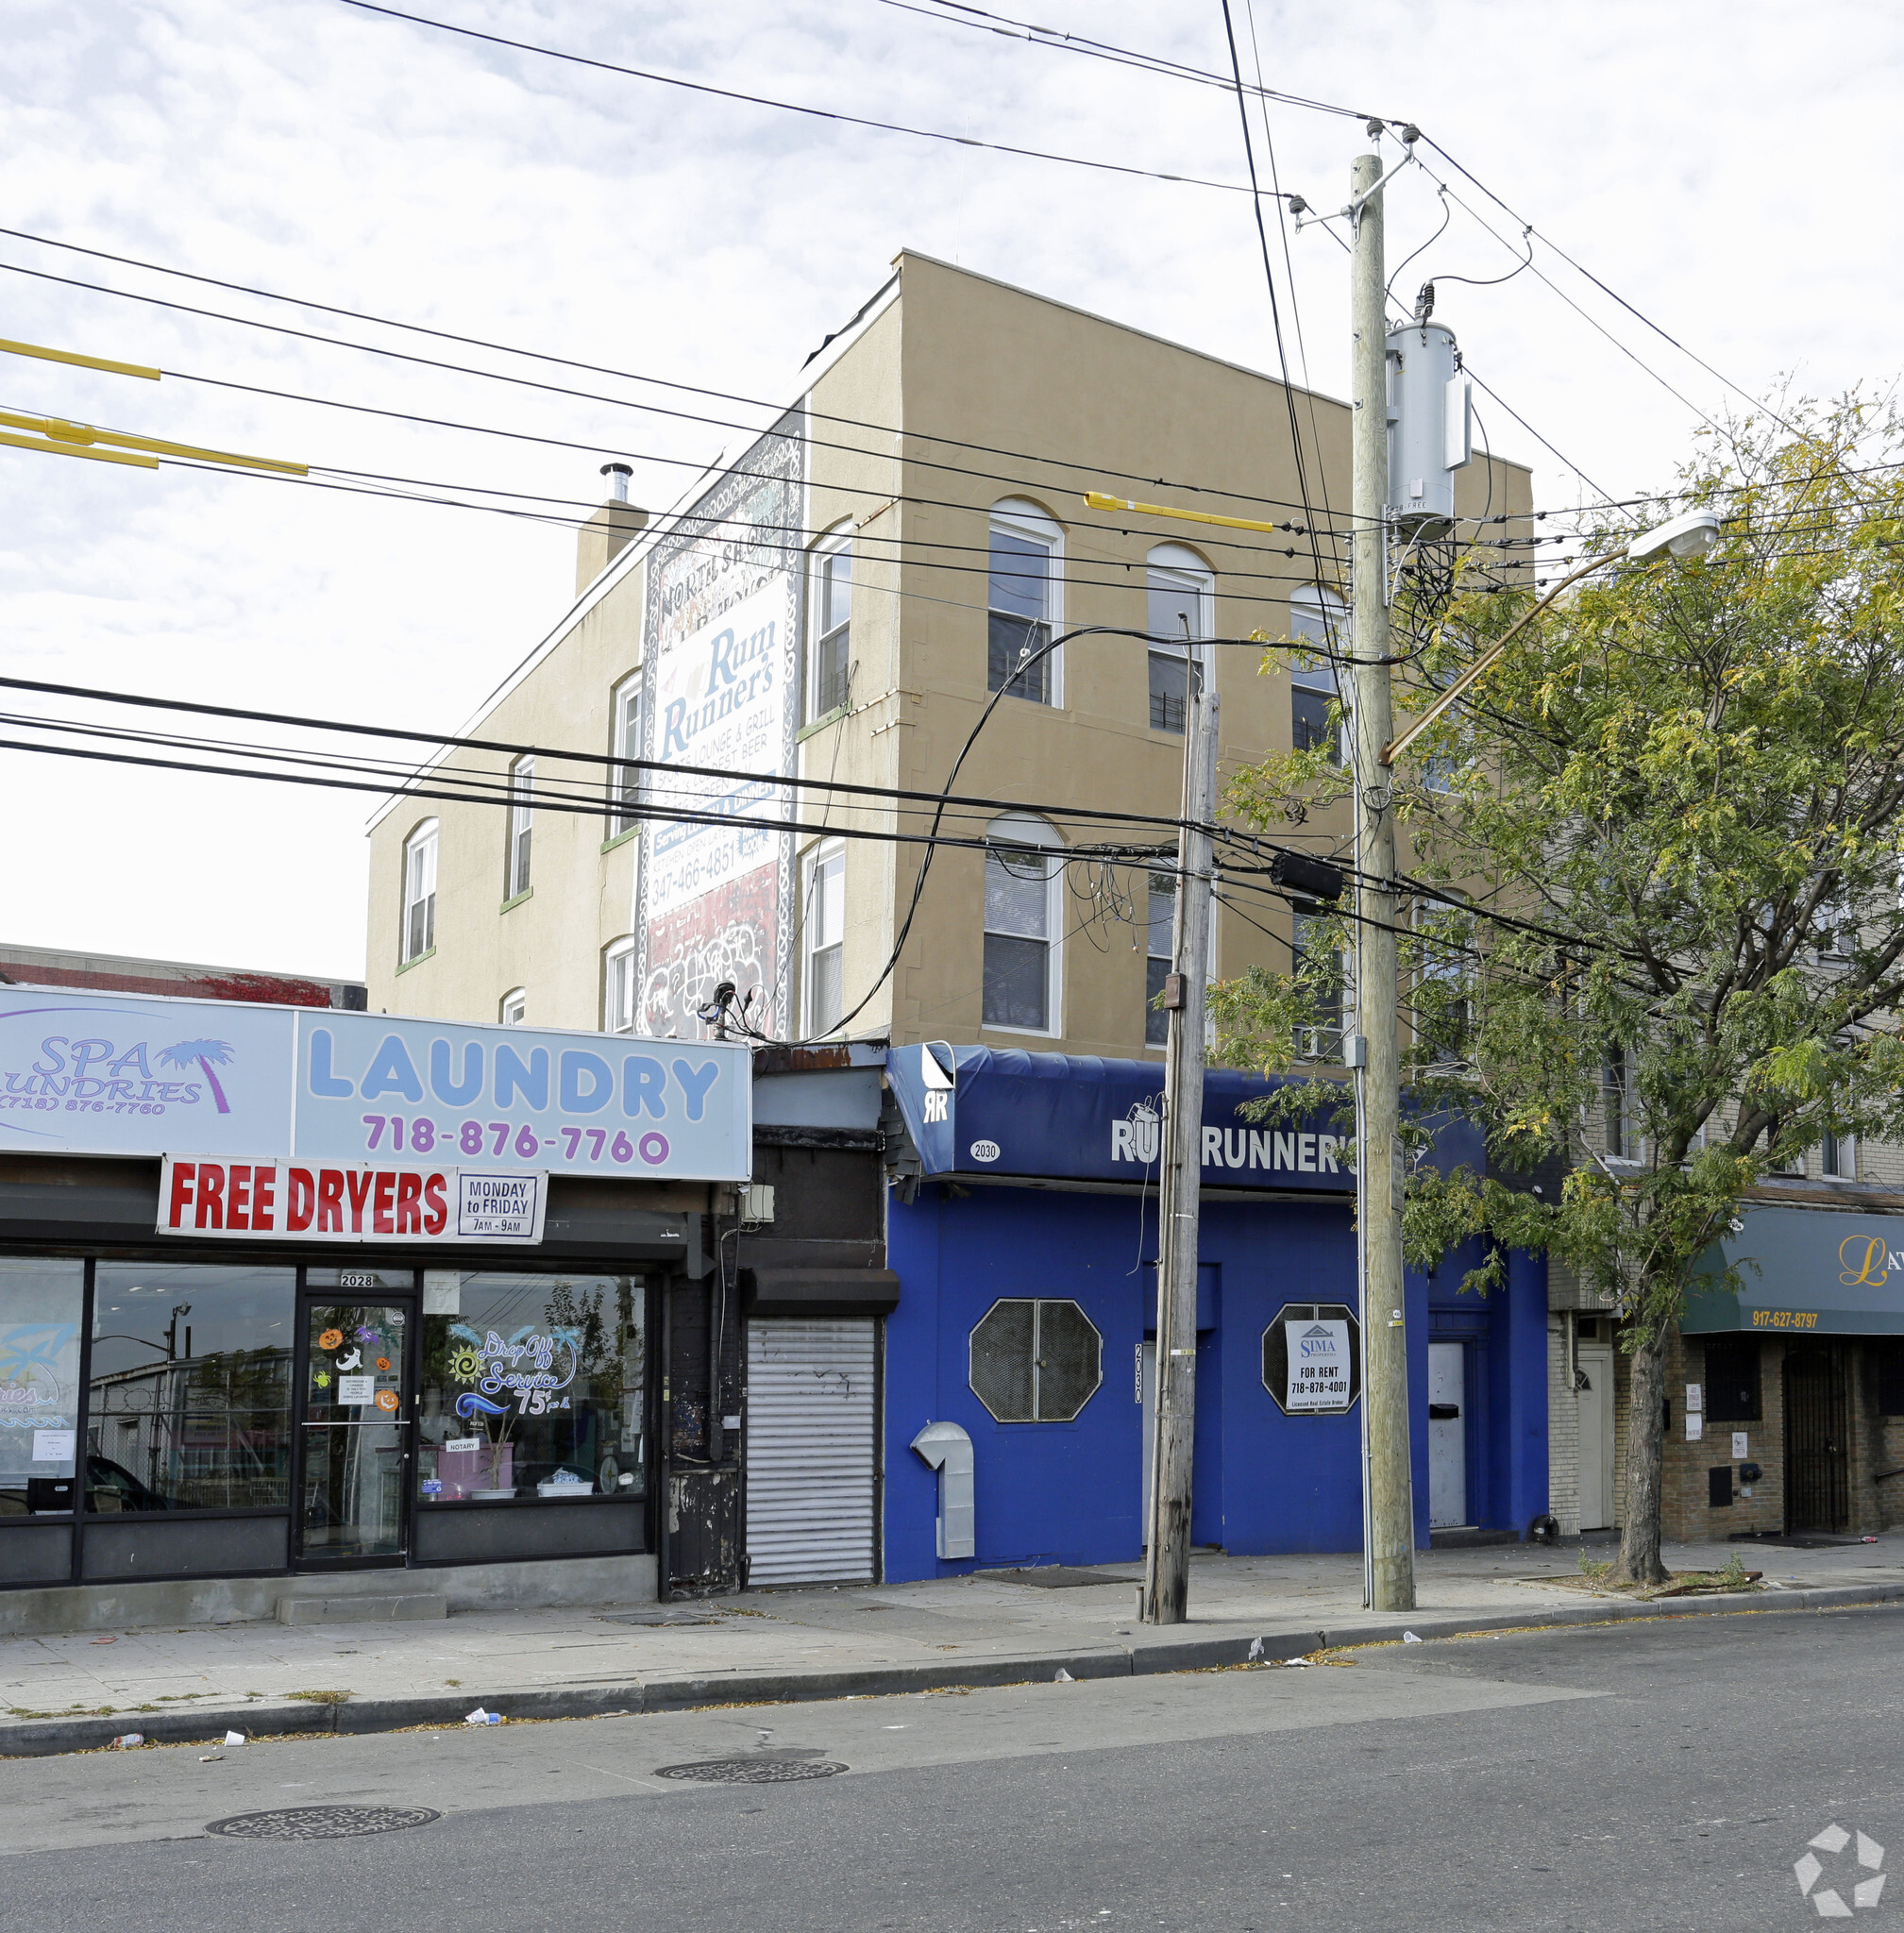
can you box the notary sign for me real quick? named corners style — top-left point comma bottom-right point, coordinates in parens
top-left (158, 1156), bottom-right (548, 1246)
top-left (1286, 1319), bottom-right (1353, 1412)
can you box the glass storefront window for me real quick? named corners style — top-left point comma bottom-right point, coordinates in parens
top-left (0, 1257), bottom-right (85, 1515)
top-left (89, 1263), bottom-right (295, 1513)
top-left (419, 1273), bottom-right (646, 1504)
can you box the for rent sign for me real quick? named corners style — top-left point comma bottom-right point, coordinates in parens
top-left (159, 1156), bottom-right (548, 1245)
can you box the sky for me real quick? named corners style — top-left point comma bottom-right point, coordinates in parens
top-left (3, 0), bottom-right (1899, 980)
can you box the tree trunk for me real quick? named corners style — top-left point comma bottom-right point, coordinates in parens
top-left (1609, 1328), bottom-right (1671, 1587)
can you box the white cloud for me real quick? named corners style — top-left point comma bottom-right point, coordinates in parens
top-left (2, 0), bottom-right (1898, 976)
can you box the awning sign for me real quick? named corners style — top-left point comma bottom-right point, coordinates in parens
top-left (158, 1156), bottom-right (548, 1246)
top-left (1286, 1319), bottom-right (1352, 1411)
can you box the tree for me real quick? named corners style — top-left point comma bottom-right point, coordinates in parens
top-left (1213, 398), bottom-right (1904, 1586)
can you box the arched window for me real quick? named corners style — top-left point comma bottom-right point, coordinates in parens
top-left (1146, 543), bottom-right (1214, 734)
top-left (500, 987), bottom-right (527, 1027)
top-left (808, 527), bottom-right (853, 721)
top-left (400, 819), bottom-right (438, 965)
top-left (1289, 584), bottom-right (1348, 761)
top-left (506, 755), bottom-right (534, 899)
top-left (988, 498), bottom-right (1064, 706)
top-left (983, 812), bottom-right (1063, 1034)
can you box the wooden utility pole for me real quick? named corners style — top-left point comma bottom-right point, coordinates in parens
top-left (1349, 146), bottom-right (1418, 1612)
top-left (1140, 661), bottom-right (1219, 1625)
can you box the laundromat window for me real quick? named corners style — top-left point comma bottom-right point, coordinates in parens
top-left (0, 1256), bottom-right (85, 1517)
top-left (417, 1272), bottom-right (647, 1503)
top-left (969, 1298), bottom-right (1103, 1423)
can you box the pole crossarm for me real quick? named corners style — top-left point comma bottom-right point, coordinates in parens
top-left (0, 427), bottom-right (158, 469)
top-left (1083, 489), bottom-right (1308, 542)
top-left (0, 334), bottom-right (161, 380)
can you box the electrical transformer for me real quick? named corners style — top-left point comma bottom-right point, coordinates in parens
top-left (1386, 318), bottom-right (1473, 529)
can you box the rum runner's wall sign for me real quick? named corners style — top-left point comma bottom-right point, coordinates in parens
top-left (158, 1155), bottom-right (548, 1245)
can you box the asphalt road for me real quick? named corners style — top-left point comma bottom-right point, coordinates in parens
top-left (3, 1602), bottom-right (1898, 1931)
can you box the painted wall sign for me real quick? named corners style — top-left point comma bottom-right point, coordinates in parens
top-left (635, 417), bottom-right (803, 1041)
top-left (158, 1156), bottom-right (550, 1245)
top-left (0, 987), bottom-right (751, 1184)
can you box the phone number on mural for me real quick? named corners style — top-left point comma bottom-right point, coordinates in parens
top-left (359, 1115), bottom-right (670, 1165)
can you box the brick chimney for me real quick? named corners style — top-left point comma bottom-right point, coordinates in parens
top-left (576, 462), bottom-right (646, 595)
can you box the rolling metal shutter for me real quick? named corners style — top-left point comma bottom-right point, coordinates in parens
top-left (745, 1318), bottom-right (878, 1585)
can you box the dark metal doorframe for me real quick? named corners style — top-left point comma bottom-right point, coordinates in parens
top-left (1784, 1343), bottom-right (1849, 1535)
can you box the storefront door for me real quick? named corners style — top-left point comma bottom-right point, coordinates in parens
top-left (1785, 1344), bottom-right (1849, 1534)
top-left (295, 1289), bottom-right (415, 1566)
top-left (1427, 1341), bottom-right (1469, 1529)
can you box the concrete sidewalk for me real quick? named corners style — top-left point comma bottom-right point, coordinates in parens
top-left (8, 1534), bottom-right (1904, 1756)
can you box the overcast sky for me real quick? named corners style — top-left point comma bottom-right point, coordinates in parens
top-left (4, 0), bottom-right (1898, 979)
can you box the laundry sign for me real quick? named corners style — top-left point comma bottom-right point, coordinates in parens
top-left (1286, 1319), bottom-right (1353, 1412)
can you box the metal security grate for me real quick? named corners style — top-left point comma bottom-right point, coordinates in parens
top-left (654, 1758), bottom-right (846, 1784)
top-left (1785, 1345), bottom-right (1850, 1534)
top-left (205, 1806), bottom-right (442, 1841)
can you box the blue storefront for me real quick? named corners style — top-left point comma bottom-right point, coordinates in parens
top-left (878, 1045), bottom-right (1547, 1581)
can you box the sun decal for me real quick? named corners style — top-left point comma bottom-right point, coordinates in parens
top-left (447, 1344), bottom-right (483, 1385)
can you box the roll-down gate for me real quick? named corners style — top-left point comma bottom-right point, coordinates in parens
top-left (745, 1318), bottom-right (878, 1584)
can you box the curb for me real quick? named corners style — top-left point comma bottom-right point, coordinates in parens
top-left (7, 1581), bottom-right (1902, 1757)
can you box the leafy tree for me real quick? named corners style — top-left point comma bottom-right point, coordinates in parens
top-left (1213, 399), bottom-right (1904, 1585)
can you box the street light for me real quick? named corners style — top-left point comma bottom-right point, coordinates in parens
top-left (1626, 506), bottom-right (1723, 563)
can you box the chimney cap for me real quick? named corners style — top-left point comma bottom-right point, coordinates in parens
top-left (599, 461), bottom-right (633, 503)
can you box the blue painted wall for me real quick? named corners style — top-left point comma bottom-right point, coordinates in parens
top-left (883, 1182), bottom-right (1548, 1579)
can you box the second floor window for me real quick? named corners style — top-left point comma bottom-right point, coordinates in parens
top-left (1146, 875), bottom-right (1174, 1048)
top-left (507, 755), bottom-right (534, 899)
top-left (610, 680), bottom-right (641, 836)
top-left (984, 814), bottom-right (1062, 1033)
top-left (810, 539), bottom-right (852, 719)
top-left (500, 988), bottom-right (527, 1027)
top-left (1822, 1129), bottom-right (1858, 1180)
top-left (1289, 584), bottom-right (1348, 760)
top-left (804, 840), bottom-right (846, 1036)
top-left (401, 820), bottom-right (438, 964)
top-left (604, 938), bottom-right (637, 1034)
top-left (1292, 908), bottom-right (1346, 1060)
top-left (988, 504), bottom-right (1059, 705)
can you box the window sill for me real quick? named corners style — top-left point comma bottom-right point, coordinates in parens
top-left (599, 826), bottom-right (639, 855)
top-left (499, 887), bottom-right (533, 916)
top-left (798, 705), bottom-right (850, 741)
top-left (981, 1022), bottom-right (1062, 1040)
top-left (395, 947), bottom-right (436, 977)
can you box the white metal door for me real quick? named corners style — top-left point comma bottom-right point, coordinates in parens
top-left (1576, 1344), bottom-right (1614, 1529)
top-left (745, 1318), bottom-right (878, 1585)
top-left (1427, 1341), bottom-right (1468, 1529)
top-left (1138, 1341), bottom-right (1156, 1536)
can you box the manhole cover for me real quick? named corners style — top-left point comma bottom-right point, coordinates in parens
top-left (653, 1758), bottom-right (846, 1784)
top-left (205, 1805), bottom-right (442, 1841)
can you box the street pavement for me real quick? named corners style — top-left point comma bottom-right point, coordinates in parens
top-left (8, 1534), bottom-right (1904, 1753)
top-left (2, 1600), bottom-right (1899, 1929)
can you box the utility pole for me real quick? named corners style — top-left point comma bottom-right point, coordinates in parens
top-left (1349, 144), bottom-right (1417, 1612)
top-left (1140, 659), bottom-right (1219, 1625)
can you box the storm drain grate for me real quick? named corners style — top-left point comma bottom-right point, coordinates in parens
top-left (206, 1805), bottom-right (442, 1841)
top-left (653, 1758), bottom-right (847, 1784)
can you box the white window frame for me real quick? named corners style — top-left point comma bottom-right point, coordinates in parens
top-left (1145, 544), bottom-right (1213, 736)
top-left (1289, 584), bottom-right (1348, 762)
top-left (500, 987), bottom-right (527, 1027)
top-left (603, 936), bottom-right (638, 1035)
top-left (609, 676), bottom-right (642, 837)
top-left (987, 498), bottom-right (1064, 708)
top-left (1822, 1129), bottom-right (1857, 1181)
top-left (982, 811), bottom-right (1064, 1037)
top-left (506, 754), bottom-right (534, 899)
top-left (808, 529), bottom-right (853, 722)
top-left (1145, 871), bottom-right (1174, 1050)
top-left (802, 838), bottom-right (847, 1037)
top-left (1291, 906), bottom-right (1348, 1062)
top-left (400, 819), bottom-right (438, 965)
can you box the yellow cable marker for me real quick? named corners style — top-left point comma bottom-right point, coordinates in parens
top-left (1084, 489), bottom-right (1291, 539)
top-left (0, 428), bottom-right (158, 469)
top-left (0, 336), bottom-right (161, 380)
top-left (0, 410), bottom-right (306, 476)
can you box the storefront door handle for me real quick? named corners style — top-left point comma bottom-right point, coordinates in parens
top-left (1429, 1403), bottom-right (1459, 1420)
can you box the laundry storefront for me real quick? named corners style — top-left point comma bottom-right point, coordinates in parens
top-left (0, 986), bottom-right (749, 1630)
top-left (878, 1047), bottom-right (1549, 1579)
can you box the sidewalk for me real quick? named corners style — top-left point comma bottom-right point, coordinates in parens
top-left (7, 1534), bottom-right (1904, 1756)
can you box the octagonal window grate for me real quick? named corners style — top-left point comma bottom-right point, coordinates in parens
top-left (969, 1298), bottom-right (1103, 1423)
top-left (205, 1805), bottom-right (442, 1841)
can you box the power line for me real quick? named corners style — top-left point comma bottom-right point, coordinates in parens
top-left (334, 0), bottom-right (1257, 195)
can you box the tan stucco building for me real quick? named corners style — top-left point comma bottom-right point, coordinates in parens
top-left (366, 252), bottom-right (1528, 1058)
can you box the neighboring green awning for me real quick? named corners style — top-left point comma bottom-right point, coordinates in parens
top-left (1684, 1205), bottom-right (1904, 1336)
